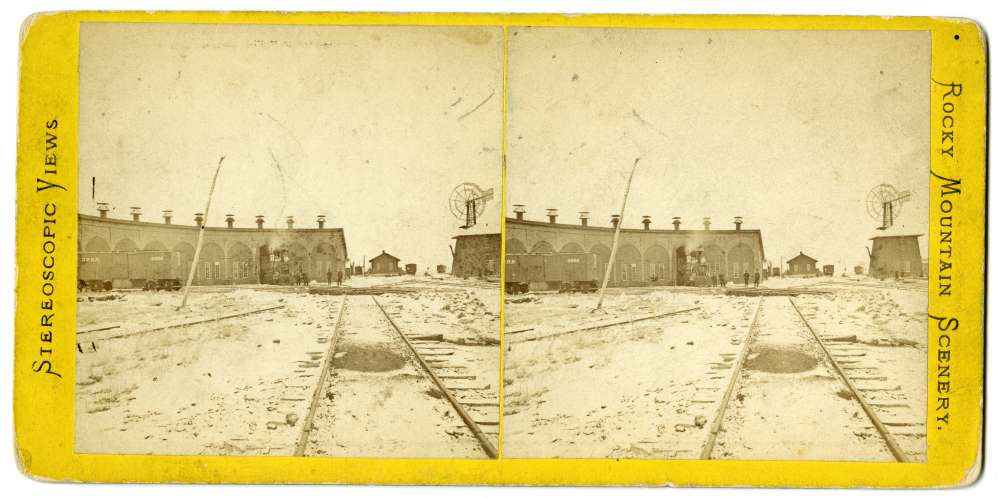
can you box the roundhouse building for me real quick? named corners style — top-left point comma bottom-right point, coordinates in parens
top-left (505, 208), bottom-right (765, 286)
top-left (79, 206), bottom-right (347, 285)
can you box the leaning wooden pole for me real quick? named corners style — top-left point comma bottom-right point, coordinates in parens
top-left (177, 156), bottom-right (225, 310)
top-left (594, 157), bottom-right (640, 312)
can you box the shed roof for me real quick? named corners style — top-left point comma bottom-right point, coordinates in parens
top-left (787, 251), bottom-right (818, 264)
top-left (369, 250), bottom-right (400, 263)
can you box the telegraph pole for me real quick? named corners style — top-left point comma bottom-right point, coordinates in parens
top-left (594, 157), bottom-right (640, 313)
top-left (177, 156), bottom-right (225, 310)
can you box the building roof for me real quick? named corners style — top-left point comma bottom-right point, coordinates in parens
top-left (79, 213), bottom-right (349, 260)
top-left (452, 232), bottom-right (500, 240)
top-left (505, 217), bottom-right (766, 262)
top-left (868, 232), bottom-right (923, 241)
top-left (369, 250), bottom-right (400, 263)
top-left (787, 251), bottom-right (818, 264)
top-left (867, 223), bottom-right (924, 240)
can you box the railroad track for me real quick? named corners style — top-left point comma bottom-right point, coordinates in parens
top-left (295, 296), bottom-right (348, 456)
top-left (372, 296), bottom-right (499, 458)
top-left (295, 295), bottom-right (498, 458)
top-left (789, 297), bottom-right (926, 462)
top-left (76, 304), bottom-right (287, 352)
top-left (508, 307), bottom-right (700, 344)
top-left (700, 296), bottom-right (920, 462)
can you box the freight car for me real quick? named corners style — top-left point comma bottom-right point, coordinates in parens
top-left (78, 250), bottom-right (184, 291)
top-left (505, 252), bottom-right (599, 294)
top-left (405, 263), bottom-right (418, 275)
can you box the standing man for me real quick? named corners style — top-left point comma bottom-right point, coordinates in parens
top-left (753, 271), bottom-right (760, 288)
top-left (337, 270), bottom-right (343, 287)
top-left (326, 269), bottom-right (333, 287)
top-left (743, 271), bottom-right (750, 288)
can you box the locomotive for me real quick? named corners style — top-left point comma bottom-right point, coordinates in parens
top-left (675, 248), bottom-right (713, 287)
top-left (78, 250), bottom-right (184, 292)
top-left (505, 252), bottom-right (599, 294)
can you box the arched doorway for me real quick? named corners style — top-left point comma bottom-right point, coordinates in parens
top-left (173, 242), bottom-right (195, 281)
top-left (616, 245), bottom-right (642, 284)
top-left (529, 240), bottom-right (554, 254)
top-left (84, 237), bottom-right (111, 252)
top-left (644, 245), bottom-right (669, 284)
top-left (506, 238), bottom-right (527, 254)
top-left (560, 242), bottom-right (584, 253)
top-left (113, 238), bottom-right (138, 252)
top-left (143, 240), bottom-right (167, 251)
top-left (228, 242), bottom-right (253, 282)
top-left (591, 243), bottom-right (611, 285)
top-left (729, 243), bottom-right (755, 279)
top-left (199, 242), bottom-right (225, 282)
top-left (703, 244), bottom-right (725, 279)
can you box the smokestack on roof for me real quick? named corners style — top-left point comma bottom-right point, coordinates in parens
top-left (672, 217), bottom-right (682, 230)
top-left (546, 208), bottom-right (558, 224)
top-left (579, 211), bottom-right (589, 226)
top-left (194, 212), bottom-right (204, 227)
top-left (703, 217), bottom-right (711, 230)
top-left (255, 215), bottom-right (265, 229)
top-left (286, 216), bottom-right (295, 229)
top-left (642, 215), bottom-right (651, 230)
top-left (130, 206), bottom-right (142, 222)
top-left (97, 202), bottom-right (109, 218)
top-left (611, 214), bottom-right (620, 228)
top-left (225, 214), bottom-right (235, 229)
top-left (162, 210), bottom-right (173, 225)
top-left (513, 204), bottom-right (526, 221)
top-left (317, 215), bottom-right (326, 229)
top-left (734, 216), bottom-right (743, 230)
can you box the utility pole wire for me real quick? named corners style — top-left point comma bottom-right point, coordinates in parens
top-left (177, 156), bottom-right (225, 310)
top-left (594, 157), bottom-right (640, 313)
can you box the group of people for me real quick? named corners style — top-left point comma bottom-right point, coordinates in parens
top-left (742, 270), bottom-right (762, 288)
top-left (706, 270), bottom-right (763, 288)
top-left (325, 269), bottom-right (344, 287)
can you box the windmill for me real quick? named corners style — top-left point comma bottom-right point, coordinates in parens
top-left (449, 182), bottom-right (493, 229)
top-left (866, 183), bottom-right (911, 230)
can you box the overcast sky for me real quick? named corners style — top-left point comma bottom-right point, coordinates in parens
top-left (506, 27), bottom-right (930, 270)
top-left (79, 23), bottom-right (502, 270)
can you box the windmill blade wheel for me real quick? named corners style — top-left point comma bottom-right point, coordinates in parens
top-left (449, 182), bottom-right (485, 220)
top-left (865, 183), bottom-right (900, 222)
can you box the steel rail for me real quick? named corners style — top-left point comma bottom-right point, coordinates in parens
top-left (295, 296), bottom-right (348, 456)
top-left (511, 307), bottom-right (701, 344)
top-left (788, 297), bottom-right (909, 463)
top-left (371, 296), bottom-right (498, 459)
top-left (98, 305), bottom-right (285, 341)
top-left (699, 297), bottom-right (764, 460)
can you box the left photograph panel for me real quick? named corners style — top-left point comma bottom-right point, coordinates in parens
top-left (75, 22), bottom-right (502, 458)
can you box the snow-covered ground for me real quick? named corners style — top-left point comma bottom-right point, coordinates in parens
top-left (75, 278), bottom-right (500, 457)
top-left (503, 277), bottom-right (927, 461)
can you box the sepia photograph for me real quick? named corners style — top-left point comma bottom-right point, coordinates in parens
top-left (502, 27), bottom-right (930, 461)
top-left (74, 22), bottom-right (502, 458)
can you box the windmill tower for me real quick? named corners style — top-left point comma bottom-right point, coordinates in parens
top-left (449, 182), bottom-right (494, 229)
top-left (865, 183), bottom-right (922, 278)
top-left (866, 183), bottom-right (911, 230)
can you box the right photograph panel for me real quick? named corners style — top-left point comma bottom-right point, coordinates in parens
top-left (502, 27), bottom-right (930, 461)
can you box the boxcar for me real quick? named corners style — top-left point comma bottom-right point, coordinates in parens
top-left (78, 250), bottom-right (184, 291)
top-left (504, 253), bottom-right (541, 294)
top-left (544, 252), bottom-right (599, 292)
top-left (505, 252), bottom-right (598, 294)
top-left (405, 263), bottom-right (418, 275)
top-left (822, 264), bottom-right (835, 276)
